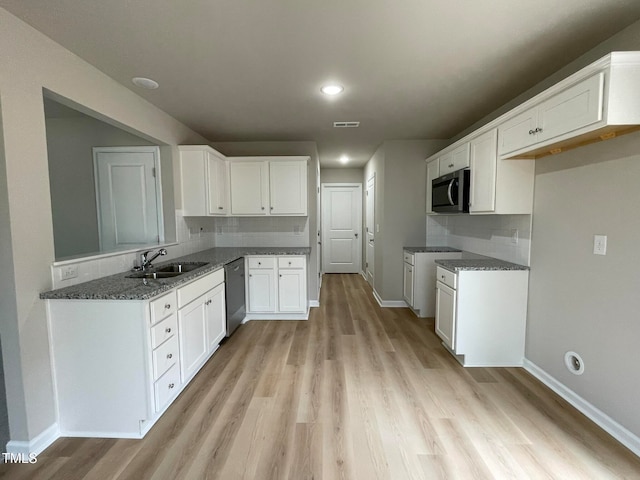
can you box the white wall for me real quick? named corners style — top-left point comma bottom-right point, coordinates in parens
top-left (320, 168), bottom-right (363, 184)
top-left (0, 7), bottom-right (209, 447)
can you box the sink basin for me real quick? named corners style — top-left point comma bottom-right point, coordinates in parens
top-left (156, 262), bottom-right (208, 273)
top-left (125, 262), bottom-right (209, 279)
top-left (126, 271), bottom-right (184, 279)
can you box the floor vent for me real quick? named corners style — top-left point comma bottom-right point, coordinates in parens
top-left (333, 121), bottom-right (360, 128)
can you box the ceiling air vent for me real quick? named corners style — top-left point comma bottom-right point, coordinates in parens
top-left (333, 121), bottom-right (360, 128)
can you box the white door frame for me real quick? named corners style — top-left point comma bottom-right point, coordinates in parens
top-left (93, 146), bottom-right (164, 251)
top-left (365, 174), bottom-right (375, 286)
top-left (321, 183), bottom-right (363, 274)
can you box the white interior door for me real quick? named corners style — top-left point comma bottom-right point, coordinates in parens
top-left (365, 175), bottom-right (375, 285)
top-left (322, 184), bottom-right (362, 273)
top-left (93, 146), bottom-right (162, 251)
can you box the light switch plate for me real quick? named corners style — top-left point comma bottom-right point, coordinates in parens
top-left (60, 265), bottom-right (78, 280)
top-left (593, 235), bottom-right (607, 255)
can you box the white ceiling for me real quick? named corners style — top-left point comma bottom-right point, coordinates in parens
top-left (3, 1), bottom-right (640, 167)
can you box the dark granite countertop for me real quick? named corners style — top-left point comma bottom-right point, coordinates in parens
top-left (41, 247), bottom-right (311, 301)
top-left (435, 258), bottom-right (529, 272)
top-left (403, 246), bottom-right (462, 253)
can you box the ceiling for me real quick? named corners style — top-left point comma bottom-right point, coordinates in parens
top-left (3, 1), bottom-right (640, 167)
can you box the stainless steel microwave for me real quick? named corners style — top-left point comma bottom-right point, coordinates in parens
top-left (432, 168), bottom-right (470, 213)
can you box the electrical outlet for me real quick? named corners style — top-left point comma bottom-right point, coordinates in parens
top-left (593, 235), bottom-right (607, 255)
top-left (60, 265), bottom-right (78, 280)
top-left (510, 229), bottom-right (519, 245)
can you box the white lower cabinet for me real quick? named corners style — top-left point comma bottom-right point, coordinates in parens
top-left (246, 255), bottom-right (308, 318)
top-left (435, 266), bottom-right (529, 366)
top-left (47, 269), bottom-right (225, 438)
top-left (402, 250), bottom-right (462, 318)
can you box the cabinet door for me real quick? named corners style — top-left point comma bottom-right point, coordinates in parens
top-left (248, 268), bottom-right (276, 312)
top-left (230, 161), bottom-right (269, 215)
top-left (435, 282), bottom-right (456, 351)
top-left (278, 269), bottom-right (307, 313)
top-left (538, 72), bottom-right (604, 142)
top-left (469, 129), bottom-right (498, 213)
top-left (269, 161), bottom-right (307, 215)
top-left (425, 159), bottom-right (439, 214)
top-left (179, 149), bottom-right (207, 216)
top-left (439, 144), bottom-right (470, 175)
top-left (206, 283), bottom-right (226, 352)
top-left (403, 262), bottom-right (414, 307)
top-left (497, 107), bottom-right (538, 155)
top-left (207, 153), bottom-right (228, 215)
top-left (178, 295), bottom-right (208, 382)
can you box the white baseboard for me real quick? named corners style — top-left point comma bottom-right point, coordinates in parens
top-left (6, 423), bottom-right (59, 456)
top-left (309, 300), bottom-right (320, 308)
top-left (359, 271), bottom-right (367, 281)
top-left (245, 312), bottom-right (309, 321)
top-left (523, 359), bottom-right (640, 458)
top-left (372, 289), bottom-right (408, 308)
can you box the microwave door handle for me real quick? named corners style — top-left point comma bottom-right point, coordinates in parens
top-left (447, 179), bottom-right (455, 205)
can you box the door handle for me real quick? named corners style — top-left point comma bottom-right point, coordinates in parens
top-left (355, 233), bottom-right (359, 239)
top-left (447, 179), bottom-right (455, 206)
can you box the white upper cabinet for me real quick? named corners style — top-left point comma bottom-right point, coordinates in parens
top-left (469, 129), bottom-right (498, 213)
top-left (229, 157), bottom-right (308, 216)
top-left (179, 146), bottom-right (229, 216)
top-left (229, 161), bottom-right (270, 215)
top-left (498, 72), bottom-right (605, 156)
top-left (425, 158), bottom-right (439, 214)
top-left (439, 143), bottom-right (470, 175)
top-left (269, 160), bottom-right (308, 215)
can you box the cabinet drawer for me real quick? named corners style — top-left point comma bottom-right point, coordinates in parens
top-left (278, 256), bottom-right (305, 269)
top-left (150, 291), bottom-right (177, 325)
top-left (150, 314), bottom-right (177, 349)
top-left (403, 252), bottom-right (415, 265)
top-left (177, 269), bottom-right (223, 308)
top-left (154, 364), bottom-right (180, 412)
top-left (436, 266), bottom-right (457, 289)
top-left (152, 335), bottom-right (179, 380)
top-left (247, 257), bottom-right (275, 269)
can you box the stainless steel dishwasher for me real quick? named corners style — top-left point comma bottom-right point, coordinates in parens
top-left (224, 258), bottom-right (246, 337)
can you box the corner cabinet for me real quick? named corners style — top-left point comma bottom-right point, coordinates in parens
top-left (229, 157), bottom-right (308, 216)
top-left (245, 255), bottom-right (308, 319)
top-left (47, 269), bottom-right (225, 439)
top-left (179, 146), bottom-right (229, 216)
top-left (435, 266), bottom-right (528, 366)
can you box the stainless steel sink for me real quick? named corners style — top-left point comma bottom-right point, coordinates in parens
top-left (156, 262), bottom-right (208, 273)
top-left (126, 271), bottom-right (184, 279)
top-left (125, 262), bottom-right (208, 279)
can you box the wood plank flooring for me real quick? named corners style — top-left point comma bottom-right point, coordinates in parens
top-left (3, 273), bottom-right (640, 479)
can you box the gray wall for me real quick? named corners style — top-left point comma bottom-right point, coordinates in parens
top-left (320, 168), bottom-right (363, 184)
top-left (364, 140), bottom-right (446, 301)
top-left (213, 141), bottom-right (320, 303)
top-left (45, 115), bottom-right (154, 259)
top-left (528, 131), bottom-right (640, 437)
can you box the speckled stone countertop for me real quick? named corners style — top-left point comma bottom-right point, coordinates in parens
top-left (403, 246), bottom-right (462, 253)
top-left (40, 247), bottom-right (311, 301)
top-left (435, 258), bottom-right (529, 272)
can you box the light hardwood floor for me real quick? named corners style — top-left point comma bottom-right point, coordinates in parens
top-left (2, 273), bottom-right (640, 479)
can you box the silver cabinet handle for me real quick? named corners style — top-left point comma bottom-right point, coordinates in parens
top-left (535, 127), bottom-right (543, 133)
top-left (169, 383), bottom-right (175, 389)
top-left (529, 129), bottom-right (535, 135)
top-left (165, 327), bottom-right (172, 333)
top-left (447, 179), bottom-right (455, 206)
top-left (164, 304), bottom-right (171, 310)
top-left (448, 163), bottom-right (454, 168)
top-left (167, 353), bottom-right (173, 359)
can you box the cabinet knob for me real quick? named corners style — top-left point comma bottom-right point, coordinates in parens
top-left (441, 275), bottom-right (445, 279)
top-left (165, 327), bottom-right (172, 333)
top-left (279, 274), bottom-right (282, 277)
top-left (270, 206), bottom-right (274, 210)
top-left (529, 129), bottom-right (535, 135)
top-left (261, 206), bottom-right (265, 210)
top-left (167, 353), bottom-right (173, 359)
top-left (535, 127), bottom-right (543, 133)
top-left (218, 206), bottom-right (223, 210)
top-left (288, 261), bottom-right (292, 265)
top-left (448, 163), bottom-right (454, 168)
top-left (168, 383), bottom-right (175, 389)
top-left (164, 304), bottom-right (171, 310)
top-left (258, 262), bottom-right (261, 265)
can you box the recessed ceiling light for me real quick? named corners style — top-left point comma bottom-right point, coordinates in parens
top-left (339, 155), bottom-right (349, 164)
top-left (132, 77), bottom-right (159, 90)
top-left (321, 84), bottom-right (344, 95)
